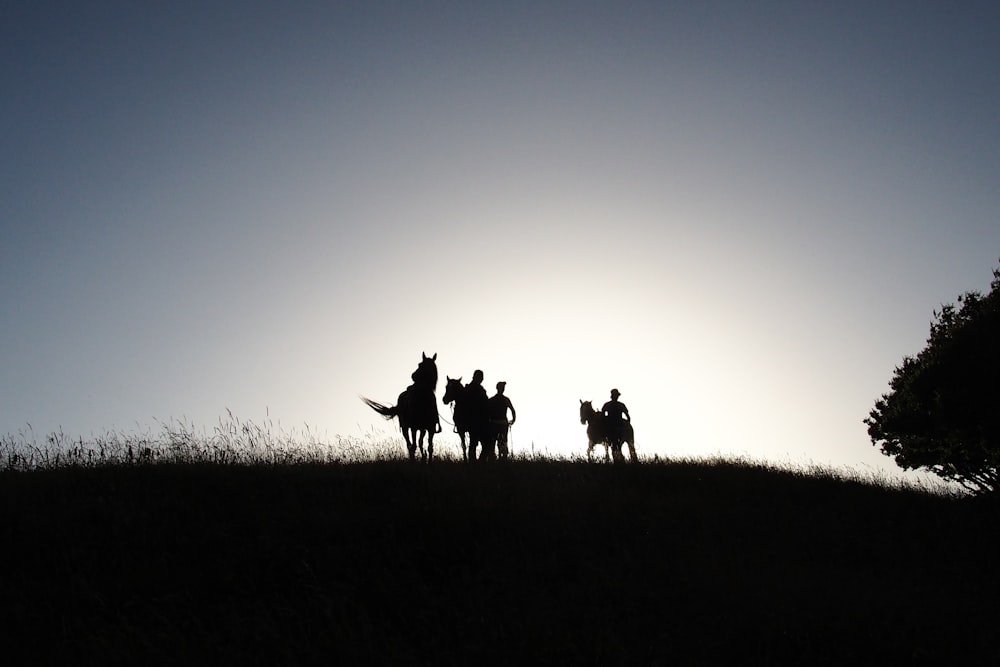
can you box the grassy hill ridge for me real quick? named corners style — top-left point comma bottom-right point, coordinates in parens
top-left (1, 459), bottom-right (996, 665)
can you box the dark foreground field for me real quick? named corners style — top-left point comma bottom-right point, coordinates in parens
top-left (1, 459), bottom-right (996, 665)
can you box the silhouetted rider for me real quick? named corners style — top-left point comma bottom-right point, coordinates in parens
top-left (601, 388), bottom-right (630, 446)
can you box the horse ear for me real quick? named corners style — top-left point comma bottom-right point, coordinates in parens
top-left (431, 353), bottom-right (437, 361)
top-left (422, 352), bottom-right (427, 360)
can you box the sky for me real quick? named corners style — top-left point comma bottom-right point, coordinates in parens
top-left (3, 1), bottom-right (999, 476)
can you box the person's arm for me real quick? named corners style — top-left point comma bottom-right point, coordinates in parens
top-left (509, 400), bottom-right (516, 425)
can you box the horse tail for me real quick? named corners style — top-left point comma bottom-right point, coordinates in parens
top-left (360, 396), bottom-right (398, 419)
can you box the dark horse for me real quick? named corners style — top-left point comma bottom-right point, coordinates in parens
top-left (362, 353), bottom-right (441, 460)
top-left (579, 399), bottom-right (636, 463)
top-left (442, 376), bottom-right (490, 462)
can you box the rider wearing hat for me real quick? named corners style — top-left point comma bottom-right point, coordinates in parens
top-left (601, 388), bottom-right (630, 447)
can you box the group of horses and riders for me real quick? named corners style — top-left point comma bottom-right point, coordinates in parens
top-left (362, 353), bottom-right (635, 463)
top-left (442, 370), bottom-right (517, 462)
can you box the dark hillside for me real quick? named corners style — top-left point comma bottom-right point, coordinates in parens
top-left (1, 460), bottom-right (996, 665)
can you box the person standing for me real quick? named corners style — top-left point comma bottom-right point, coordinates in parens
top-left (487, 381), bottom-right (517, 460)
top-left (465, 370), bottom-right (489, 460)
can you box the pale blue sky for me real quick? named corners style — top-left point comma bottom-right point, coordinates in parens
top-left (3, 1), bottom-right (999, 473)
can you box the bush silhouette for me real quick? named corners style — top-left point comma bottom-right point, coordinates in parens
top-left (866, 264), bottom-right (1000, 494)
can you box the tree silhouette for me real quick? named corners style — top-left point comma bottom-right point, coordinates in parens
top-left (866, 265), bottom-right (1000, 494)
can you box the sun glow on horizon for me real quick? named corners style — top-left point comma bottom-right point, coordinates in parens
top-left (4, 2), bottom-right (998, 485)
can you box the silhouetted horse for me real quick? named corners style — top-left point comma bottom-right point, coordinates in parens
top-left (579, 400), bottom-right (636, 463)
top-left (442, 376), bottom-right (490, 462)
top-left (362, 353), bottom-right (441, 460)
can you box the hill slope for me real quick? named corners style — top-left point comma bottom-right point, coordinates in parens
top-left (1, 460), bottom-right (995, 664)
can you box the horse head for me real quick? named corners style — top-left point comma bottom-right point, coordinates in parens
top-left (580, 399), bottom-right (596, 424)
top-left (442, 376), bottom-right (463, 405)
top-left (411, 352), bottom-right (438, 391)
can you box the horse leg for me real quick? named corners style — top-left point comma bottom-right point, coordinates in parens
top-left (427, 430), bottom-right (434, 461)
top-left (611, 439), bottom-right (625, 463)
top-left (416, 429), bottom-right (427, 461)
top-left (398, 423), bottom-right (411, 459)
top-left (480, 434), bottom-right (491, 461)
top-left (458, 432), bottom-right (468, 462)
top-left (627, 439), bottom-right (637, 463)
top-left (403, 428), bottom-right (416, 460)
